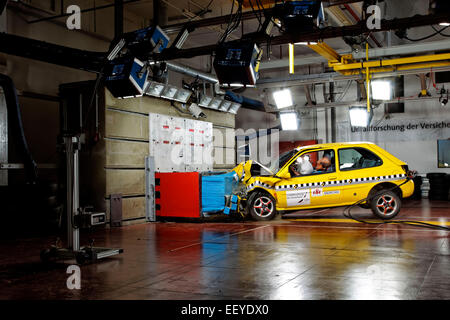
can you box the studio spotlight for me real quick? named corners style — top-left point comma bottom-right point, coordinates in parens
top-left (280, 112), bottom-right (299, 131)
top-left (371, 80), bottom-right (392, 101)
top-left (349, 107), bottom-right (373, 128)
top-left (273, 89), bottom-right (293, 109)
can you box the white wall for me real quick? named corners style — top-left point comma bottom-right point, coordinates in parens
top-left (333, 75), bottom-right (450, 175)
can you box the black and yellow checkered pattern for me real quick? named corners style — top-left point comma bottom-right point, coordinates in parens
top-left (246, 174), bottom-right (407, 192)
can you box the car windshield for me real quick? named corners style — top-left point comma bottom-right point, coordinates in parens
top-left (269, 149), bottom-right (298, 174)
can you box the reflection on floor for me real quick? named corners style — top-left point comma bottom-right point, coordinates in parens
top-left (1, 199), bottom-right (450, 300)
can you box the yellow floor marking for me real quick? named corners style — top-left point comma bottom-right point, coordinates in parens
top-left (285, 218), bottom-right (450, 226)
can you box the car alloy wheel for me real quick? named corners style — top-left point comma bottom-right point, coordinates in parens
top-left (370, 190), bottom-right (401, 219)
top-left (375, 194), bottom-right (397, 216)
top-left (253, 196), bottom-right (274, 218)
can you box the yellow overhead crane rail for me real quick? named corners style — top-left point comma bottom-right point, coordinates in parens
top-left (306, 41), bottom-right (450, 76)
top-left (305, 41), bottom-right (450, 111)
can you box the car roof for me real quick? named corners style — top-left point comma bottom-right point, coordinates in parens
top-left (295, 141), bottom-right (375, 151)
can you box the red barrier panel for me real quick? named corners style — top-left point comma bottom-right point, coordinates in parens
top-left (155, 172), bottom-right (201, 218)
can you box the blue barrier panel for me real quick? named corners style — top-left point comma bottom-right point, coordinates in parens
top-left (201, 172), bottom-right (238, 213)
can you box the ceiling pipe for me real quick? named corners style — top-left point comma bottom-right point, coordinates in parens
top-left (165, 61), bottom-right (218, 83)
top-left (155, 13), bottom-right (450, 60)
top-left (267, 95), bottom-right (443, 111)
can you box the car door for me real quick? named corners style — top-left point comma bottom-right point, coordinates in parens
top-left (336, 147), bottom-right (384, 204)
top-left (275, 148), bottom-right (342, 210)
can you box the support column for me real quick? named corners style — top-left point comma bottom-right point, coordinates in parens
top-left (329, 82), bottom-right (336, 143)
top-left (153, 0), bottom-right (168, 26)
top-left (114, 0), bottom-right (124, 38)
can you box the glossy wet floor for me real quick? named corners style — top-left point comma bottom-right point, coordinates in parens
top-left (1, 199), bottom-right (449, 300)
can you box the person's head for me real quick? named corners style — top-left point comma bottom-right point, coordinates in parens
top-left (316, 155), bottom-right (331, 171)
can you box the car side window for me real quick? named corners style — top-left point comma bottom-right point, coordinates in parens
top-left (338, 147), bottom-right (382, 171)
top-left (289, 149), bottom-right (336, 177)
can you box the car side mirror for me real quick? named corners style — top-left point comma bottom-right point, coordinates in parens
top-left (276, 170), bottom-right (291, 180)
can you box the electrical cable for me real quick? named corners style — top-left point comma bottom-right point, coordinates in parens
top-left (218, 0), bottom-right (243, 44)
top-left (248, 0), bottom-right (264, 32)
top-left (343, 175), bottom-right (450, 231)
top-left (431, 25), bottom-right (450, 37)
top-left (404, 25), bottom-right (450, 42)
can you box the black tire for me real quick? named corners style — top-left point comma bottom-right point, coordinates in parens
top-left (429, 192), bottom-right (449, 199)
top-left (370, 190), bottom-right (402, 220)
top-left (430, 182), bottom-right (448, 190)
top-left (413, 176), bottom-right (423, 184)
top-left (427, 173), bottom-right (447, 180)
top-left (429, 194), bottom-right (449, 201)
top-left (429, 189), bottom-right (449, 195)
top-left (248, 192), bottom-right (277, 221)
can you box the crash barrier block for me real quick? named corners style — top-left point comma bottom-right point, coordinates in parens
top-left (155, 172), bottom-right (201, 218)
top-left (201, 171), bottom-right (239, 213)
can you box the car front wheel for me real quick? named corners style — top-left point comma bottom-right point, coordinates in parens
top-left (370, 190), bottom-right (401, 220)
top-left (248, 192), bottom-right (277, 221)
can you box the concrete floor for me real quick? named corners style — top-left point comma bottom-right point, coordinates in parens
top-left (1, 199), bottom-right (450, 300)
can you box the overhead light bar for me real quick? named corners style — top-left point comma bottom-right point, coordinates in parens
top-left (145, 81), bottom-right (165, 97)
top-left (209, 98), bottom-right (223, 110)
top-left (349, 107), bottom-right (373, 128)
top-left (144, 82), bottom-right (192, 103)
top-left (161, 85), bottom-right (178, 100)
top-left (173, 28), bottom-right (190, 49)
top-left (295, 41), bottom-right (318, 45)
top-left (199, 95), bottom-right (213, 108)
top-left (228, 103), bottom-right (241, 114)
top-left (280, 112), bottom-right (299, 131)
top-left (219, 100), bottom-right (232, 112)
top-left (173, 88), bottom-right (192, 103)
top-left (273, 89), bottom-right (293, 109)
top-left (371, 79), bottom-right (392, 100)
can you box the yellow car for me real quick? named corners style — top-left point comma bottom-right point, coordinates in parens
top-left (237, 142), bottom-right (415, 221)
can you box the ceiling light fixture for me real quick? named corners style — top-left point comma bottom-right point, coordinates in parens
top-left (280, 112), bottom-right (299, 131)
top-left (273, 89), bottom-right (294, 109)
top-left (349, 107), bottom-right (373, 128)
top-left (371, 80), bottom-right (393, 101)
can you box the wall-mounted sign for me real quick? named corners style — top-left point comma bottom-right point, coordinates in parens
top-left (337, 119), bottom-right (450, 143)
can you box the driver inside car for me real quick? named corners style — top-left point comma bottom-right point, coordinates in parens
top-left (291, 155), bottom-right (314, 176)
top-left (316, 153), bottom-right (332, 172)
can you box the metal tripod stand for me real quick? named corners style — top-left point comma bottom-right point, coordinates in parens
top-left (41, 135), bottom-right (123, 264)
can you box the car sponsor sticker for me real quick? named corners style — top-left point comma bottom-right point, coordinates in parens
top-left (286, 190), bottom-right (311, 206)
top-left (311, 188), bottom-right (323, 197)
top-left (324, 190), bottom-right (340, 195)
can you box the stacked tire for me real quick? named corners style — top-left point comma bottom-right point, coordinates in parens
top-left (411, 175), bottom-right (423, 200)
top-left (427, 173), bottom-right (449, 201)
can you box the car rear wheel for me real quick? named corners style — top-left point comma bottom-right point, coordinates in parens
top-left (370, 190), bottom-right (401, 220)
top-left (248, 192), bottom-right (277, 221)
